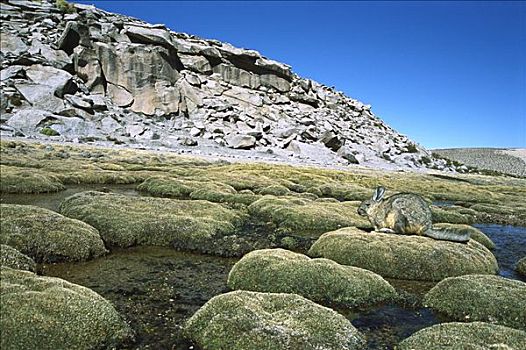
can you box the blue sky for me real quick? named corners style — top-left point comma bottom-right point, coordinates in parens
top-left (77, 1), bottom-right (525, 149)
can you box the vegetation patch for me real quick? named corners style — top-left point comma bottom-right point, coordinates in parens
top-left (184, 290), bottom-right (366, 350)
top-left (424, 274), bottom-right (526, 331)
top-left (398, 322), bottom-right (526, 350)
top-left (0, 267), bottom-right (133, 350)
top-left (227, 248), bottom-right (396, 308)
top-left (308, 227), bottom-right (498, 281)
top-left (0, 204), bottom-right (107, 263)
top-left (0, 245), bottom-right (36, 272)
top-left (0, 165), bottom-right (65, 194)
top-left (248, 196), bottom-right (370, 237)
top-left (59, 191), bottom-right (251, 256)
top-left (430, 205), bottom-right (474, 224)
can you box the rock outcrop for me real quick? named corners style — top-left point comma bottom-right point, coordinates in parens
top-left (0, 0), bottom-right (454, 170)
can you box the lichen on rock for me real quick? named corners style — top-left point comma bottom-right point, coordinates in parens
top-left (308, 227), bottom-right (498, 281)
top-left (0, 267), bottom-right (134, 350)
top-left (0, 204), bottom-right (107, 263)
top-left (184, 290), bottom-right (366, 350)
top-left (227, 248), bottom-right (396, 308)
top-left (424, 274), bottom-right (526, 331)
top-left (398, 322), bottom-right (526, 350)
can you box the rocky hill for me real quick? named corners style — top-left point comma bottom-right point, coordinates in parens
top-left (1, 0), bottom-right (454, 170)
top-left (433, 148), bottom-right (526, 177)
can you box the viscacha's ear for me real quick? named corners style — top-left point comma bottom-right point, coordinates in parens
top-left (372, 186), bottom-right (385, 201)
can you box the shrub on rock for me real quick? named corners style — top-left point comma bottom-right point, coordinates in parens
top-left (184, 290), bottom-right (366, 350)
top-left (0, 244), bottom-right (36, 272)
top-left (59, 191), bottom-right (248, 255)
top-left (228, 248), bottom-right (396, 308)
top-left (398, 322), bottom-right (526, 350)
top-left (0, 267), bottom-right (133, 350)
top-left (424, 274), bottom-right (526, 331)
top-left (308, 227), bottom-right (498, 281)
top-left (0, 204), bottom-right (107, 263)
top-left (248, 196), bottom-right (370, 237)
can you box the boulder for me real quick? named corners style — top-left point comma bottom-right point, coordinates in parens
top-left (25, 64), bottom-right (76, 97)
top-left (59, 191), bottom-right (248, 256)
top-left (29, 39), bottom-right (72, 69)
top-left (0, 267), bottom-right (134, 350)
top-left (124, 25), bottom-right (175, 49)
top-left (308, 227), bottom-right (498, 281)
top-left (94, 42), bottom-right (181, 115)
top-left (179, 54), bottom-right (212, 74)
top-left (213, 63), bottom-right (260, 89)
top-left (57, 21), bottom-right (91, 54)
top-left (398, 322), bottom-right (526, 350)
top-left (227, 248), bottom-right (396, 308)
top-left (6, 109), bottom-right (57, 135)
top-left (259, 74), bottom-right (291, 92)
top-left (73, 46), bottom-right (105, 93)
top-left (0, 244), bottom-right (36, 272)
top-left (424, 274), bottom-right (526, 331)
top-left (107, 83), bottom-right (134, 107)
top-left (0, 204), bottom-right (108, 263)
top-left (320, 130), bottom-right (343, 152)
top-left (0, 31), bottom-right (28, 55)
top-left (184, 290), bottom-right (366, 350)
top-left (14, 84), bottom-right (65, 113)
top-left (517, 257), bottom-right (526, 277)
top-left (226, 133), bottom-right (257, 149)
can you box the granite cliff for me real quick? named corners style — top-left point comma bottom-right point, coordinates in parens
top-left (1, 0), bottom-right (456, 170)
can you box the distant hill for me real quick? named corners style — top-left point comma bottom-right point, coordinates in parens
top-left (432, 148), bottom-right (526, 177)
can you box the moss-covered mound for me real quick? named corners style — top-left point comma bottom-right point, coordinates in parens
top-left (430, 206), bottom-right (475, 224)
top-left (308, 227), bottom-right (498, 281)
top-left (137, 176), bottom-right (261, 205)
top-left (228, 249), bottom-right (396, 308)
top-left (432, 223), bottom-right (495, 250)
top-left (398, 322), bottom-right (526, 350)
top-left (0, 244), bottom-right (36, 272)
top-left (424, 275), bottom-right (526, 331)
top-left (248, 196), bottom-right (370, 237)
top-left (0, 267), bottom-right (134, 349)
top-left (0, 165), bottom-right (65, 193)
top-left (516, 257), bottom-right (526, 277)
top-left (184, 290), bottom-right (366, 350)
top-left (0, 204), bottom-right (107, 263)
top-left (59, 191), bottom-right (249, 255)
